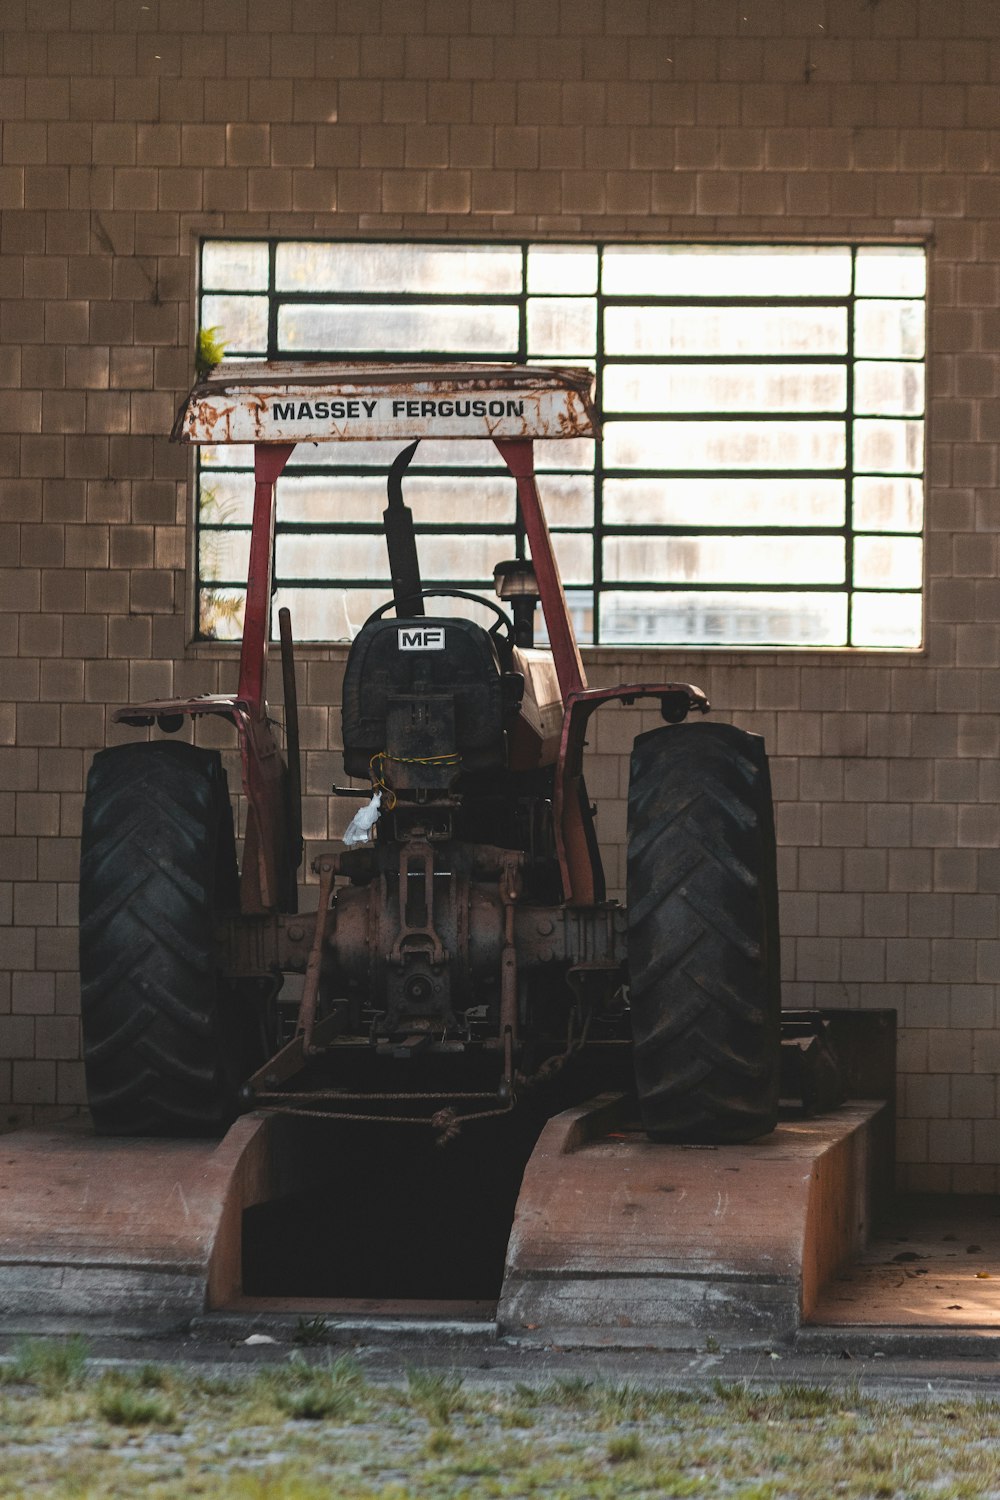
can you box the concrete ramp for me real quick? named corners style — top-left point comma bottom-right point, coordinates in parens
top-left (498, 1097), bottom-right (891, 1343)
top-left (0, 1114), bottom-right (296, 1326)
top-left (0, 1097), bottom-right (890, 1340)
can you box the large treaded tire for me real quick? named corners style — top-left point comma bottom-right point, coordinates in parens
top-left (626, 721), bottom-right (781, 1144)
top-left (79, 740), bottom-right (263, 1137)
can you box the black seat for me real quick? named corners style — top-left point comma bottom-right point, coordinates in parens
top-left (342, 616), bottom-right (507, 779)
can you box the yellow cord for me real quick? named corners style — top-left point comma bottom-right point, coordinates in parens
top-left (369, 750), bottom-right (462, 810)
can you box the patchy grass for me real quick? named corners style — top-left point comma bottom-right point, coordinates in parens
top-left (606, 1431), bottom-right (643, 1464)
top-left (291, 1315), bottom-right (329, 1348)
top-left (0, 1351), bottom-right (999, 1498)
top-left (2, 1335), bottom-right (90, 1395)
top-left (95, 1384), bottom-right (178, 1429)
top-left (403, 1367), bottom-right (468, 1427)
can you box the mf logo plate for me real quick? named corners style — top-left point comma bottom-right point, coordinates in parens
top-left (397, 627), bottom-right (445, 651)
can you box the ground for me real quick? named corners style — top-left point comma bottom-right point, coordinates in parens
top-left (2, 1332), bottom-right (1000, 1499)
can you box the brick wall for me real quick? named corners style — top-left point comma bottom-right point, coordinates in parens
top-left (3, 0), bottom-right (1000, 1190)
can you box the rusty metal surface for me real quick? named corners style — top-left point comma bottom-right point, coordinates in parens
top-left (172, 362), bottom-right (598, 444)
top-left (112, 693), bottom-right (241, 727)
top-left (298, 856), bottom-right (336, 1052)
top-left (216, 911), bottom-right (312, 978)
top-left (278, 607), bottom-right (303, 884)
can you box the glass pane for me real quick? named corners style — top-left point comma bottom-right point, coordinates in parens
top-left (198, 471), bottom-right (254, 525)
top-left (279, 474), bottom-right (375, 524)
top-left (275, 242), bottom-right (523, 294)
top-left (536, 474), bottom-right (594, 527)
top-left (200, 294), bottom-right (268, 353)
top-left (599, 590), bottom-right (848, 646)
top-left (199, 528), bottom-right (250, 584)
top-left (282, 437), bottom-right (592, 472)
top-left (851, 591), bottom-right (922, 648)
top-left (201, 444), bottom-right (253, 469)
top-left (273, 586), bottom-right (374, 642)
top-left (550, 531), bottom-right (592, 586)
top-left (853, 477), bottom-right (923, 533)
top-left (854, 300), bottom-right (925, 358)
top-left (274, 586), bottom-right (528, 642)
top-left (537, 589), bottom-right (593, 647)
top-left (604, 306), bottom-right (847, 357)
top-left (855, 247), bottom-right (926, 298)
top-left (601, 245), bottom-right (852, 297)
top-left (527, 245), bottom-right (598, 294)
top-left (603, 363), bottom-right (847, 414)
top-left (604, 534), bottom-right (844, 586)
top-left (285, 438), bottom-right (502, 469)
top-left (279, 473), bottom-right (515, 525)
top-left (854, 361), bottom-right (924, 416)
top-left (418, 533), bottom-right (514, 581)
top-left (406, 439), bottom-right (505, 469)
top-left (278, 533), bottom-right (386, 581)
top-left (202, 241), bottom-right (269, 292)
top-left (604, 476), bottom-right (844, 527)
top-left (277, 531), bottom-right (513, 582)
top-left (527, 298), bottom-right (597, 356)
top-left (534, 438), bottom-right (595, 472)
top-left (199, 587), bottom-right (245, 641)
top-left (277, 302), bottom-right (520, 355)
top-left (604, 420), bottom-right (845, 472)
top-left (854, 419), bottom-right (924, 474)
top-left (854, 536), bottom-right (923, 589)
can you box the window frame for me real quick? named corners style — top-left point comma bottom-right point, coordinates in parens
top-left (194, 236), bottom-right (928, 652)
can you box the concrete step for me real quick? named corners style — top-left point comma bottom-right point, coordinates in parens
top-left (498, 1097), bottom-right (892, 1343)
top-left (0, 1113), bottom-right (294, 1324)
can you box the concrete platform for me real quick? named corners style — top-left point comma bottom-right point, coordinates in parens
top-left (497, 1096), bottom-right (891, 1343)
top-left (0, 1096), bottom-right (890, 1341)
top-left (0, 1114), bottom-right (299, 1327)
top-left (811, 1194), bottom-right (1000, 1330)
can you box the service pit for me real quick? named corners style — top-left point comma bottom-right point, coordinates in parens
top-left (0, 1090), bottom-right (897, 1348)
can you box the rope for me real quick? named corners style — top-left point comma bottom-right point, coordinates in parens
top-left (369, 749), bottom-right (462, 810)
top-left (253, 1088), bottom-right (504, 1102)
top-left (250, 1098), bottom-right (513, 1145)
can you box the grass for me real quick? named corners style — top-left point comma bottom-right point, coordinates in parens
top-left (255, 1353), bottom-right (367, 1423)
top-left (0, 1345), bottom-right (1000, 1498)
top-left (292, 1315), bottom-right (329, 1348)
top-left (95, 1385), bottom-right (178, 1428)
top-left (3, 1335), bottom-right (90, 1394)
top-left (404, 1367), bottom-right (467, 1426)
top-left (606, 1431), bottom-right (643, 1464)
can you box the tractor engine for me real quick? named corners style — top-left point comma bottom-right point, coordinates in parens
top-left (325, 611), bottom-right (623, 1047)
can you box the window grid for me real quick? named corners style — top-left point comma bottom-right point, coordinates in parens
top-left (196, 239), bottom-right (926, 649)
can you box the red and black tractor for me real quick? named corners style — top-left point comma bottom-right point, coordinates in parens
top-left (78, 364), bottom-right (783, 1144)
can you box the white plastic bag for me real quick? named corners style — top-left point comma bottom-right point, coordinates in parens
top-left (342, 790), bottom-right (382, 846)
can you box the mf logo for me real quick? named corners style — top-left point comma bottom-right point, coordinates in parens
top-left (397, 627), bottom-right (445, 651)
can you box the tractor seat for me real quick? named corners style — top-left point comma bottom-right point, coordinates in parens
top-left (342, 615), bottom-right (516, 779)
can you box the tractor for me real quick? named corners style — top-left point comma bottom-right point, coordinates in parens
top-left (78, 364), bottom-right (782, 1144)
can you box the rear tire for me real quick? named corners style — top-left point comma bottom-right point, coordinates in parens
top-left (79, 740), bottom-right (270, 1137)
top-left (626, 721), bottom-right (781, 1144)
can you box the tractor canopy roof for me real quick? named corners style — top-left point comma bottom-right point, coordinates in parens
top-left (172, 361), bottom-right (598, 446)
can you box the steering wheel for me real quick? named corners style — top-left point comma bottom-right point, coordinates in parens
top-left (364, 589), bottom-right (515, 650)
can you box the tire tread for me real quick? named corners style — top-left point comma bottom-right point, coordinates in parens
top-left (627, 721), bottom-right (781, 1144)
top-left (79, 740), bottom-right (244, 1137)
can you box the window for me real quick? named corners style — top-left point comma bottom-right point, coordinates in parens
top-left (196, 240), bottom-right (925, 649)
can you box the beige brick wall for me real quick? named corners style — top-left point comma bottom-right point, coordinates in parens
top-left (2, 0), bottom-right (999, 1190)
